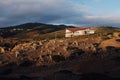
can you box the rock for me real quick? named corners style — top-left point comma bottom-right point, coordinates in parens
top-left (99, 39), bottom-right (120, 51)
top-left (0, 47), bottom-right (5, 53)
top-left (113, 32), bottom-right (120, 38)
top-left (15, 51), bottom-right (20, 58)
top-left (0, 61), bottom-right (2, 65)
top-left (38, 41), bottom-right (43, 45)
top-left (30, 42), bottom-right (38, 50)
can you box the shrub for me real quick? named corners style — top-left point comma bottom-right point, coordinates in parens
top-left (116, 39), bottom-right (120, 42)
top-left (19, 60), bottom-right (34, 67)
top-left (52, 55), bottom-right (65, 63)
top-left (69, 49), bottom-right (84, 60)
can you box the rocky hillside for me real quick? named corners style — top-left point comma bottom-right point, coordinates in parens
top-left (0, 24), bottom-right (120, 80)
top-left (0, 33), bottom-right (120, 80)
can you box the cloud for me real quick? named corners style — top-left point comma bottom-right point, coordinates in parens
top-left (0, 0), bottom-right (120, 27)
top-left (66, 15), bottom-right (120, 27)
top-left (93, 0), bottom-right (101, 2)
top-left (0, 0), bottom-right (87, 27)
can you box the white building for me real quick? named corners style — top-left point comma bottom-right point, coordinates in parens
top-left (65, 28), bottom-right (95, 37)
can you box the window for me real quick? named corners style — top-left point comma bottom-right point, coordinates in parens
top-left (75, 32), bottom-right (79, 33)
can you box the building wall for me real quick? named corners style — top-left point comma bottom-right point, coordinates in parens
top-left (65, 29), bottom-right (73, 37)
top-left (73, 30), bottom-right (86, 36)
top-left (86, 30), bottom-right (95, 34)
top-left (65, 29), bottom-right (95, 37)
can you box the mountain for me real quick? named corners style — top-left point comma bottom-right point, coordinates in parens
top-left (0, 23), bottom-right (74, 39)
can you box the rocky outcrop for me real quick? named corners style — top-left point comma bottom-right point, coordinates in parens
top-left (12, 41), bottom-right (43, 51)
top-left (99, 39), bottom-right (120, 51)
top-left (0, 37), bottom-right (120, 80)
top-left (4, 38), bottom-right (100, 65)
top-left (113, 32), bottom-right (120, 38)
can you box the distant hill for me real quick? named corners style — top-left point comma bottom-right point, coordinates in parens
top-left (0, 23), bottom-right (74, 39)
top-left (91, 26), bottom-right (120, 33)
top-left (90, 27), bottom-right (120, 36)
top-left (0, 23), bottom-right (120, 40)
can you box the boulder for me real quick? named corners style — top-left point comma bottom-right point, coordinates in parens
top-left (99, 39), bottom-right (120, 51)
top-left (113, 32), bottom-right (120, 38)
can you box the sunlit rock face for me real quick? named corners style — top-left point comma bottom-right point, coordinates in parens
top-left (0, 47), bottom-right (5, 54)
top-left (99, 39), bottom-right (120, 51)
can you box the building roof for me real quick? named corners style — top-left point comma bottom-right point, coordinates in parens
top-left (66, 28), bottom-right (89, 32)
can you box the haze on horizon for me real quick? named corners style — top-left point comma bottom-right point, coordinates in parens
top-left (0, 0), bottom-right (120, 27)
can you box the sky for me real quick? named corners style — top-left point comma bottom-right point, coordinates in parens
top-left (0, 0), bottom-right (120, 27)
